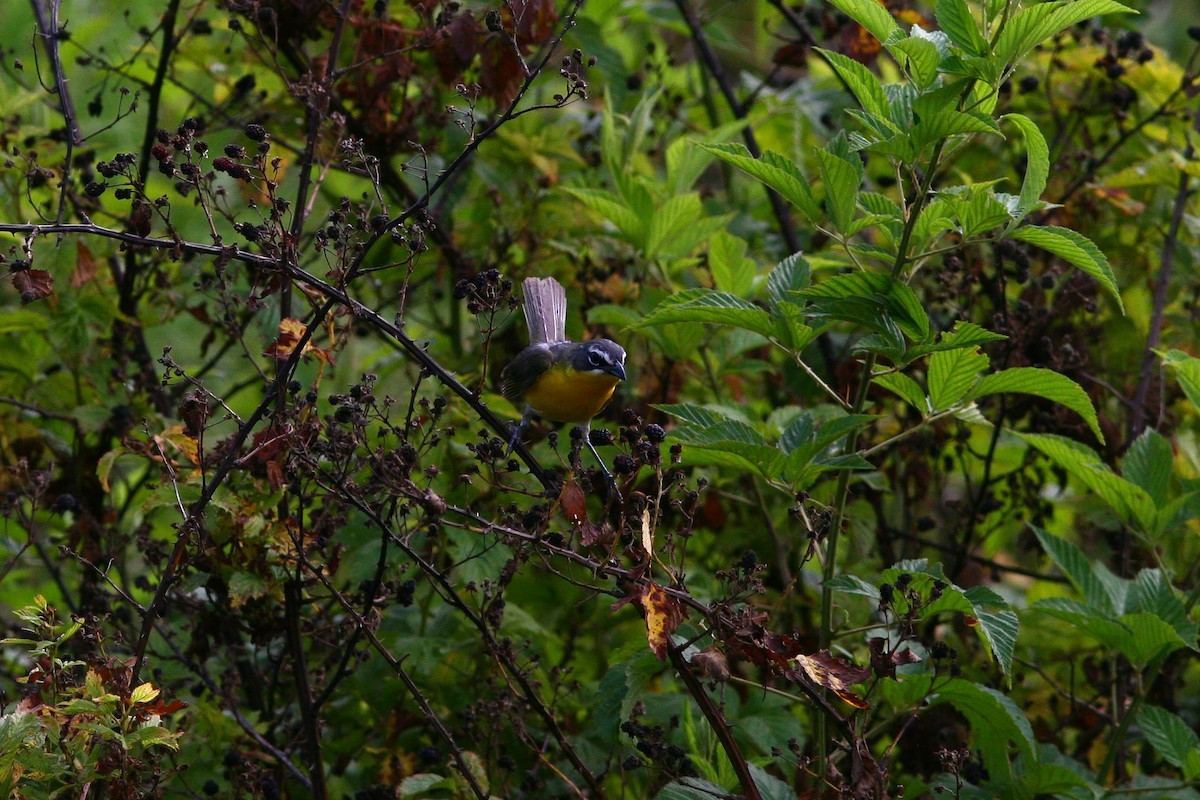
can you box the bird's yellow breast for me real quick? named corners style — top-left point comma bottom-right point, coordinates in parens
top-left (523, 365), bottom-right (620, 423)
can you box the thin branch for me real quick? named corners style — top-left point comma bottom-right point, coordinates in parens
top-left (1127, 106), bottom-right (1198, 440)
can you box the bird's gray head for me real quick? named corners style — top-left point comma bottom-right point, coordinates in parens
top-left (571, 339), bottom-right (626, 381)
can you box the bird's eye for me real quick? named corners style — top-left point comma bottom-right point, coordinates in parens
top-left (587, 350), bottom-right (605, 367)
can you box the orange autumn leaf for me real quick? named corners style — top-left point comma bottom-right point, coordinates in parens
top-left (265, 318), bottom-right (333, 364)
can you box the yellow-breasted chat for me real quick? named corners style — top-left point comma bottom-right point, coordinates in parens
top-left (501, 277), bottom-right (626, 487)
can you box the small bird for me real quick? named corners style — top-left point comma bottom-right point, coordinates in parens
top-left (502, 277), bottom-right (627, 488)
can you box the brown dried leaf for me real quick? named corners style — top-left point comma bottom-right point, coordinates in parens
top-left (690, 646), bottom-right (730, 682)
top-left (792, 651), bottom-right (871, 709)
top-left (12, 268), bottom-right (54, 304)
top-left (868, 637), bottom-right (922, 679)
top-left (71, 241), bottom-right (98, 287)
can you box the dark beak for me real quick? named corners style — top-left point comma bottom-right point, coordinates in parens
top-left (610, 363), bottom-right (626, 381)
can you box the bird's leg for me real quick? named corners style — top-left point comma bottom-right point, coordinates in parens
top-left (581, 421), bottom-right (621, 501)
top-left (506, 406), bottom-right (535, 456)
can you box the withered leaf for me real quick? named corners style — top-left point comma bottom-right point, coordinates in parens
top-left (71, 241), bottom-right (98, 287)
top-left (790, 650), bottom-right (871, 709)
top-left (264, 317), bottom-right (333, 364)
top-left (868, 637), bottom-right (922, 679)
top-left (12, 268), bottom-right (54, 304)
top-left (639, 581), bottom-right (686, 661)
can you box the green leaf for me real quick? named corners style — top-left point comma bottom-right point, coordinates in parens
top-left (1012, 226), bottom-right (1123, 311)
top-left (637, 289), bottom-right (775, 339)
top-left (708, 231), bottom-right (756, 297)
top-left (767, 252), bottom-right (811, 304)
top-left (562, 187), bottom-right (644, 241)
top-left (936, 0), bottom-right (988, 56)
top-left (817, 48), bottom-right (891, 119)
top-left (964, 585), bottom-right (1019, 677)
top-left (1118, 611), bottom-right (1191, 665)
top-left (928, 345), bottom-right (990, 411)
top-left (699, 143), bottom-right (821, 222)
top-left (646, 193), bottom-right (704, 258)
top-left (1002, 113), bottom-right (1050, 222)
top-left (1021, 433), bottom-right (1157, 531)
top-left (958, 190), bottom-right (1014, 236)
top-left (1122, 429), bottom-right (1173, 506)
top-left (825, 0), bottom-right (901, 44)
top-left (994, 0), bottom-right (1136, 67)
top-left (970, 367), bottom-right (1103, 443)
top-left (887, 33), bottom-right (942, 88)
top-left (1162, 349), bottom-right (1200, 409)
top-left (907, 321), bottom-right (1007, 359)
top-left (873, 372), bottom-right (928, 412)
top-left (929, 678), bottom-right (1035, 776)
top-left (1139, 705), bottom-right (1200, 779)
top-left (1031, 527), bottom-right (1116, 614)
top-left (656, 778), bottom-right (732, 800)
top-left (814, 148), bottom-right (861, 231)
top-left (655, 403), bottom-right (732, 428)
top-left (911, 110), bottom-right (1001, 153)
top-left (1132, 569), bottom-right (1195, 639)
top-left (801, 271), bottom-right (930, 342)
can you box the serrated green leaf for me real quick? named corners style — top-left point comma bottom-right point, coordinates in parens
top-left (1012, 227), bottom-right (1123, 311)
top-left (699, 143), bottom-right (821, 222)
top-left (562, 187), bottom-right (644, 241)
top-left (936, 0), bottom-right (988, 55)
top-left (929, 679), bottom-right (1035, 776)
top-left (970, 367), bottom-right (1103, 443)
top-left (637, 289), bottom-right (775, 338)
top-left (645, 193), bottom-right (703, 258)
top-left (826, 573), bottom-right (882, 600)
top-left (655, 778), bottom-right (732, 800)
top-left (907, 321), bottom-right (1007, 359)
top-left (1162, 349), bottom-right (1200, 410)
top-left (1021, 433), bottom-right (1157, 530)
top-left (911, 110), bottom-right (1001, 152)
top-left (958, 190), bottom-right (1014, 236)
top-left (1122, 429), bottom-right (1173, 505)
top-left (1131, 569), bottom-right (1193, 637)
top-left (768, 253), bottom-right (811, 305)
top-left (801, 271), bottom-right (930, 342)
top-left (814, 148), bottom-right (861, 231)
top-left (1119, 611), bottom-right (1190, 665)
top-left (825, 0), bottom-right (901, 44)
top-left (964, 585), bottom-right (1019, 676)
top-left (1002, 113), bottom-right (1050, 223)
top-left (874, 372), bottom-right (929, 411)
top-left (773, 302), bottom-right (820, 351)
top-left (929, 345), bottom-right (990, 411)
top-left (708, 231), bottom-right (756, 297)
top-left (888, 34), bottom-right (941, 87)
top-left (655, 403), bottom-right (733, 428)
top-left (994, 0), bottom-right (1136, 68)
top-left (818, 48), bottom-right (891, 119)
top-left (1031, 526), bottom-right (1116, 613)
top-left (1139, 705), bottom-right (1200, 779)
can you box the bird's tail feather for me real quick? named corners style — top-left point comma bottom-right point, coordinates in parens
top-left (522, 277), bottom-right (568, 344)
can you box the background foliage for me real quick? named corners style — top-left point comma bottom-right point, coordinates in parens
top-left (0, 0), bottom-right (1198, 798)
